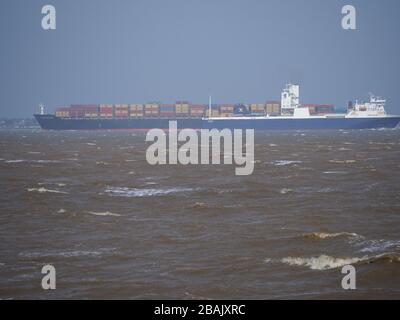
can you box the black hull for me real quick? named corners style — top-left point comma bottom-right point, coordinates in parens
top-left (34, 114), bottom-right (400, 131)
top-left (34, 115), bottom-right (202, 130)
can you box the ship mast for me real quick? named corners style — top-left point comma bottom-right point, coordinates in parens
top-left (39, 103), bottom-right (45, 115)
top-left (209, 96), bottom-right (212, 118)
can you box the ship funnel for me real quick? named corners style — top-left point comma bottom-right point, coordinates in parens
top-left (347, 101), bottom-right (353, 110)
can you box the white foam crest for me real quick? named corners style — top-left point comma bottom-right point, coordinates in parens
top-left (34, 160), bottom-right (60, 163)
top-left (96, 161), bottom-right (110, 165)
top-left (317, 187), bottom-right (336, 193)
top-left (27, 187), bottom-right (68, 194)
top-left (304, 232), bottom-right (363, 240)
top-left (323, 171), bottom-right (347, 174)
top-left (5, 159), bottom-right (59, 164)
top-left (88, 211), bottom-right (121, 217)
top-left (358, 239), bottom-right (400, 253)
top-left (273, 160), bottom-right (302, 166)
top-left (103, 186), bottom-right (195, 198)
top-left (273, 253), bottom-right (400, 270)
top-left (281, 255), bottom-right (366, 270)
top-left (329, 159), bottom-right (356, 164)
top-left (38, 182), bottom-right (67, 187)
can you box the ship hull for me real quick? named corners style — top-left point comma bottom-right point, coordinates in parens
top-left (34, 115), bottom-right (400, 131)
top-left (203, 116), bottom-right (400, 130)
top-left (34, 115), bottom-right (202, 130)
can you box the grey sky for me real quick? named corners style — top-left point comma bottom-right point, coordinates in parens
top-left (1, 0), bottom-right (399, 117)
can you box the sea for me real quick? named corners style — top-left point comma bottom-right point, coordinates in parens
top-left (0, 128), bottom-right (399, 299)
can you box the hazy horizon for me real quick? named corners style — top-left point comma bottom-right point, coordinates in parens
top-left (1, 0), bottom-right (399, 117)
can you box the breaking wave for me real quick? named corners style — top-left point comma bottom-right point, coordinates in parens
top-left (273, 160), bottom-right (302, 166)
top-left (27, 187), bottom-right (68, 194)
top-left (88, 211), bottom-right (121, 217)
top-left (267, 253), bottom-right (400, 270)
top-left (323, 171), bottom-right (347, 174)
top-left (303, 232), bottom-right (363, 240)
top-left (357, 239), bottom-right (400, 253)
top-left (6, 159), bottom-right (60, 164)
top-left (190, 202), bottom-right (208, 209)
top-left (103, 186), bottom-right (195, 198)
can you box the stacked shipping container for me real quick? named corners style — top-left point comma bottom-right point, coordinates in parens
top-left (190, 104), bottom-right (206, 118)
top-left (53, 101), bottom-right (333, 119)
top-left (144, 103), bottom-right (159, 117)
top-left (159, 104), bottom-right (175, 117)
top-left (176, 101), bottom-right (190, 117)
top-left (129, 104), bottom-right (144, 117)
top-left (99, 104), bottom-right (113, 117)
top-left (266, 101), bottom-right (281, 116)
top-left (302, 104), bottom-right (335, 115)
top-left (250, 103), bottom-right (266, 115)
top-left (69, 105), bottom-right (99, 118)
top-left (55, 107), bottom-right (70, 118)
top-left (114, 104), bottom-right (129, 117)
top-left (219, 104), bottom-right (235, 117)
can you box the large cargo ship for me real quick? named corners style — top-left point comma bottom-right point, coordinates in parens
top-left (34, 84), bottom-right (400, 130)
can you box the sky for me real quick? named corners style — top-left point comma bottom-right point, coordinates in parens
top-left (0, 0), bottom-right (399, 117)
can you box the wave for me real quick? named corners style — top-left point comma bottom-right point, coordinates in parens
top-left (103, 186), bottom-right (195, 198)
top-left (33, 160), bottom-right (59, 163)
top-left (19, 250), bottom-right (104, 259)
top-left (88, 211), bottom-right (121, 217)
top-left (338, 147), bottom-right (352, 151)
top-left (329, 159), bottom-right (357, 164)
top-left (317, 187), bottom-right (336, 193)
top-left (96, 161), bottom-right (110, 165)
top-left (27, 187), bottom-right (68, 194)
top-left (273, 160), bottom-right (302, 166)
top-left (38, 182), bottom-right (67, 187)
top-left (5, 160), bottom-right (25, 163)
top-left (323, 171), bottom-right (347, 174)
top-left (280, 188), bottom-right (293, 194)
top-left (357, 239), bottom-right (400, 253)
top-left (190, 202), bottom-right (208, 209)
top-left (273, 253), bottom-right (400, 270)
top-left (303, 232), bottom-right (363, 240)
top-left (5, 159), bottom-right (59, 164)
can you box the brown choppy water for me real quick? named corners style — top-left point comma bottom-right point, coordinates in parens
top-left (0, 128), bottom-right (400, 299)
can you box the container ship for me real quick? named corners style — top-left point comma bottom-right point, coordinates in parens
top-left (34, 84), bottom-right (400, 130)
